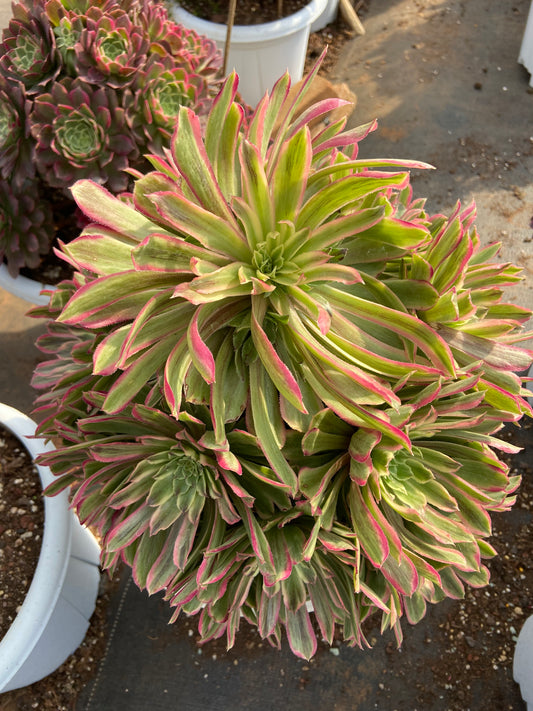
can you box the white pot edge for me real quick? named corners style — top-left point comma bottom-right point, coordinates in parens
top-left (0, 263), bottom-right (53, 306)
top-left (170, 0), bottom-right (328, 43)
top-left (514, 615), bottom-right (533, 708)
top-left (0, 404), bottom-right (100, 692)
top-left (310, 0), bottom-right (339, 32)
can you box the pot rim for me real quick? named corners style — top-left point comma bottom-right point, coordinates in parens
top-left (172, 0), bottom-right (329, 42)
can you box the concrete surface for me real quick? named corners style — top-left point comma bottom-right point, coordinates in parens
top-left (333, 0), bottom-right (533, 324)
top-left (1, 0), bottom-right (533, 710)
top-left (0, 0), bottom-right (9, 29)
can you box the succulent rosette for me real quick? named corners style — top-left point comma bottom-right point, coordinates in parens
top-left (0, 1), bottom-right (59, 92)
top-left (135, 1), bottom-right (183, 53)
top-left (0, 78), bottom-right (36, 186)
top-left (44, 0), bottom-right (86, 77)
top-left (127, 55), bottom-right (212, 155)
top-left (153, 18), bottom-right (222, 83)
top-left (0, 178), bottom-right (53, 276)
top-left (30, 76), bottom-right (138, 191)
top-left (31, 61), bottom-right (533, 659)
top-left (73, 5), bottom-right (150, 88)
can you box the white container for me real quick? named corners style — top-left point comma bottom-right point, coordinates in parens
top-left (0, 263), bottom-right (53, 306)
top-left (310, 0), bottom-right (339, 32)
top-left (169, 0), bottom-right (328, 107)
top-left (519, 1), bottom-right (533, 86)
top-left (0, 404), bottom-right (101, 692)
top-left (514, 615), bottom-right (533, 710)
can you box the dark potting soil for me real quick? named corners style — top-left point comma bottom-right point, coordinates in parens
top-left (0, 422), bottom-right (115, 709)
top-left (0, 424), bottom-right (44, 642)
top-left (175, 0), bottom-right (312, 25)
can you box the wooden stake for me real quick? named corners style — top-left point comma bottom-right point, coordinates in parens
top-left (223, 0), bottom-right (238, 75)
top-left (339, 0), bottom-right (365, 35)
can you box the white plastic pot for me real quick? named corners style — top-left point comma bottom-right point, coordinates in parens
top-left (519, 1), bottom-right (533, 87)
top-left (0, 404), bottom-right (101, 693)
top-left (169, 0), bottom-right (328, 107)
top-left (0, 263), bottom-right (53, 306)
top-left (514, 615), bottom-right (533, 710)
top-left (310, 0), bottom-right (339, 32)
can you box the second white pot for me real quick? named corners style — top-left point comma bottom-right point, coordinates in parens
top-left (310, 0), bottom-right (339, 32)
top-left (0, 404), bottom-right (101, 693)
top-left (169, 0), bottom-right (328, 107)
top-left (519, 0), bottom-right (533, 87)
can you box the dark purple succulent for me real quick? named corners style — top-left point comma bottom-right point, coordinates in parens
top-left (0, 178), bottom-right (53, 276)
top-left (0, 0), bottom-right (223, 276)
top-left (0, 1), bottom-right (59, 92)
top-left (0, 79), bottom-right (36, 186)
top-left (30, 76), bottom-right (139, 192)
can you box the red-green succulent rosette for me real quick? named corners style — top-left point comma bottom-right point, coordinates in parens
top-left (30, 59), bottom-right (533, 659)
top-left (44, 0), bottom-right (86, 77)
top-left (0, 78), bottom-right (36, 187)
top-left (154, 18), bottom-right (222, 82)
top-left (73, 5), bottom-right (150, 88)
top-left (0, 178), bottom-right (53, 276)
top-left (30, 76), bottom-right (139, 192)
top-left (0, 1), bottom-right (59, 92)
top-left (127, 55), bottom-right (213, 155)
top-left (135, 1), bottom-right (184, 54)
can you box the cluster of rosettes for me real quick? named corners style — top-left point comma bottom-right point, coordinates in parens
top-left (30, 67), bottom-right (533, 660)
top-left (0, 0), bottom-right (222, 276)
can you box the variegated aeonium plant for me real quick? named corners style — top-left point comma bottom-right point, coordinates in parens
top-left (31, 59), bottom-right (533, 660)
top-left (0, 0), bottom-right (222, 276)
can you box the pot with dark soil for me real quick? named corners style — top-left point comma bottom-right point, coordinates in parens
top-left (167, 0), bottom-right (329, 106)
top-left (0, 403), bottom-right (101, 693)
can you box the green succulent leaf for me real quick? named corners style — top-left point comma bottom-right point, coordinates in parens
top-left (285, 606), bottom-right (317, 661)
